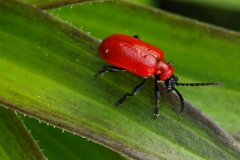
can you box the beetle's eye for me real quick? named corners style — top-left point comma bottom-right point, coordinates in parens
top-left (168, 62), bottom-right (173, 66)
top-left (174, 76), bottom-right (178, 81)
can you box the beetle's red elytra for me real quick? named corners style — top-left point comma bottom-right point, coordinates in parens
top-left (96, 34), bottom-right (224, 118)
top-left (98, 34), bottom-right (173, 80)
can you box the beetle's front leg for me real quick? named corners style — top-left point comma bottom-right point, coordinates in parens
top-left (95, 66), bottom-right (126, 77)
top-left (154, 75), bottom-right (160, 118)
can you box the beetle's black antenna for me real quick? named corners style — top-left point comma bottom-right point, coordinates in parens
top-left (176, 82), bottom-right (224, 87)
top-left (172, 88), bottom-right (184, 113)
top-left (173, 82), bottom-right (223, 113)
top-left (164, 75), bottom-right (185, 113)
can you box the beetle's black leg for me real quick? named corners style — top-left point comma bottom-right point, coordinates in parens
top-left (154, 75), bottom-right (160, 118)
top-left (116, 78), bottom-right (147, 106)
top-left (95, 66), bottom-right (126, 77)
top-left (133, 35), bottom-right (140, 39)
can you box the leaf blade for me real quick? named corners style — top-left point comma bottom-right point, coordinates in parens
top-left (1, 0), bottom-right (240, 160)
top-left (0, 107), bottom-right (46, 160)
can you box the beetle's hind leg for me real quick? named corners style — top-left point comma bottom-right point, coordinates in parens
top-left (116, 78), bottom-right (147, 106)
top-left (95, 66), bottom-right (126, 77)
top-left (133, 35), bottom-right (140, 39)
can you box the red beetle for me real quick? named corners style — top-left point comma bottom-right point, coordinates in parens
top-left (96, 34), bottom-right (223, 118)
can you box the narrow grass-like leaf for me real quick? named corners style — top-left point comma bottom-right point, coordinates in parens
top-left (22, 115), bottom-right (127, 160)
top-left (47, 1), bottom-right (240, 139)
top-left (0, 107), bottom-right (46, 160)
top-left (23, 0), bottom-right (100, 9)
top-left (1, 0), bottom-right (240, 160)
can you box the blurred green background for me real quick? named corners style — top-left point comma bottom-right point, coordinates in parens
top-left (136, 0), bottom-right (240, 32)
top-left (21, 0), bottom-right (240, 159)
top-left (156, 0), bottom-right (240, 32)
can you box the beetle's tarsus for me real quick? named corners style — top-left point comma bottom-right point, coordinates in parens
top-left (95, 70), bottom-right (106, 77)
top-left (154, 107), bottom-right (159, 118)
top-left (95, 66), bottom-right (126, 77)
top-left (116, 78), bottom-right (147, 106)
top-left (115, 93), bottom-right (131, 106)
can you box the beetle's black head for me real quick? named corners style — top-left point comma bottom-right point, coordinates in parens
top-left (164, 75), bottom-right (184, 113)
top-left (164, 75), bottom-right (224, 114)
top-left (165, 75), bottom-right (178, 92)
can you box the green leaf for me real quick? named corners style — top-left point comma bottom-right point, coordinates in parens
top-left (46, 2), bottom-right (240, 137)
top-left (47, 0), bottom-right (240, 139)
top-left (23, 0), bottom-right (99, 9)
top-left (1, 0), bottom-right (240, 159)
top-left (22, 115), bottom-right (126, 160)
top-left (0, 106), bottom-right (46, 160)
